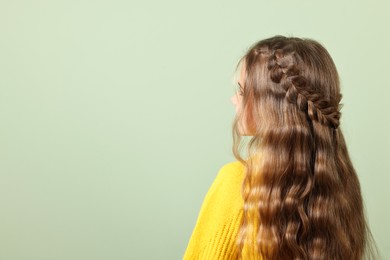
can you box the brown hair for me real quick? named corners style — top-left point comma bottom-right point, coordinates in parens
top-left (232, 36), bottom-right (377, 259)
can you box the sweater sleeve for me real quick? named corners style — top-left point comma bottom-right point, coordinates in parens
top-left (183, 162), bottom-right (245, 260)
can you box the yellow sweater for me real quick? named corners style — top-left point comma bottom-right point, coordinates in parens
top-left (183, 161), bottom-right (262, 260)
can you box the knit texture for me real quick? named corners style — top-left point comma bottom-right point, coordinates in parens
top-left (183, 161), bottom-right (262, 260)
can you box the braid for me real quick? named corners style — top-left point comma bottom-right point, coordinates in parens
top-left (267, 47), bottom-right (341, 129)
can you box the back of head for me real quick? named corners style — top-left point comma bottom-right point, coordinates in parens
top-left (232, 36), bottom-right (375, 260)
top-left (236, 36), bottom-right (341, 134)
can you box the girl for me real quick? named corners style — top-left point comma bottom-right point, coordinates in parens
top-left (184, 35), bottom-right (377, 260)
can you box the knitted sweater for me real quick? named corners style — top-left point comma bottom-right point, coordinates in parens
top-left (183, 161), bottom-right (262, 260)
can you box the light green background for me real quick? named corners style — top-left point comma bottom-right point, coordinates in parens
top-left (0, 0), bottom-right (389, 259)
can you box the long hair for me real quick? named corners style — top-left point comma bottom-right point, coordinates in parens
top-left (232, 36), bottom-right (377, 259)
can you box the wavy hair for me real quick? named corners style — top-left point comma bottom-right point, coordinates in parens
top-left (232, 36), bottom-right (377, 259)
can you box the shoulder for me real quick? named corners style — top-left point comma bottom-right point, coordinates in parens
top-left (204, 161), bottom-right (245, 206)
top-left (213, 161), bottom-right (245, 188)
top-left (183, 161), bottom-right (246, 259)
top-left (219, 160), bottom-right (245, 174)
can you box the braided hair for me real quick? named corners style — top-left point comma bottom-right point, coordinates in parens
top-left (232, 36), bottom-right (375, 259)
top-left (268, 47), bottom-right (341, 129)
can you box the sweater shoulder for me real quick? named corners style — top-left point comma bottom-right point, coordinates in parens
top-left (219, 160), bottom-right (245, 172)
top-left (215, 161), bottom-right (245, 184)
top-left (192, 160), bottom-right (245, 228)
top-left (204, 161), bottom-right (245, 202)
top-left (183, 161), bottom-right (246, 259)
